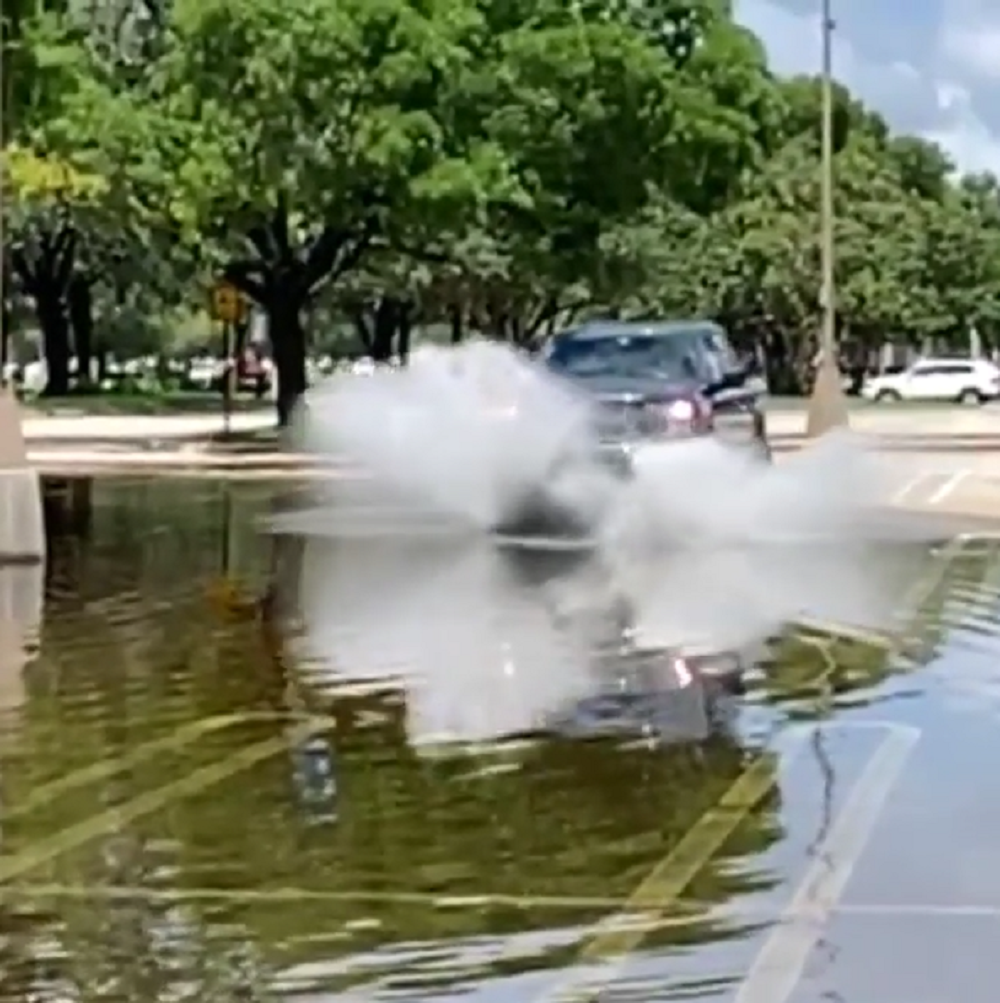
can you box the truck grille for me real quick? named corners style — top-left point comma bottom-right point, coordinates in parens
top-left (594, 401), bottom-right (657, 441)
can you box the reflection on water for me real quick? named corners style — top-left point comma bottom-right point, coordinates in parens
top-left (295, 532), bottom-right (712, 749)
top-left (0, 478), bottom-right (998, 1001)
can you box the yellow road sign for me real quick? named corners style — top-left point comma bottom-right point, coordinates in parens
top-left (210, 279), bottom-right (248, 324)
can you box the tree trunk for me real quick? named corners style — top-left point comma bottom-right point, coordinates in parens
top-left (37, 295), bottom-right (71, 397)
top-left (397, 306), bottom-right (412, 363)
top-left (0, 293), bottom-right (10, 378)
top-left (267, 293), bottom-right (307, 426)
top-left (68, 275), bottom-right (93, 387)
top-left (11, 224), bottom-right (76, 396)
top-left (371, 298), bottom-right (398, 362)
top-left (449, 305), bottom-right (464, 344)
top-left (226, 204), bottom-right (381, 424)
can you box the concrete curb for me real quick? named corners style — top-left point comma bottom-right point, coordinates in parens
top-left (24, 435), bottom-right (1000, 471)
top-left (29, 451), bottom-right (1000, 526)
top-left (771, 437), bottom-right (1000, 453)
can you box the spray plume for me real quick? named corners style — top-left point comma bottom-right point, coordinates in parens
top-left (277, 341), bottom-right (949, 746)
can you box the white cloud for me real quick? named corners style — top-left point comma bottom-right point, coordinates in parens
top-left (943, 25), bottom-right (1000, 80)
top-left (924, 88), bottom-right (1000, 176)
top-left (736, 0), bottom-right (1000, 175)
top-left (942, 0), bottom-right (1000, 82)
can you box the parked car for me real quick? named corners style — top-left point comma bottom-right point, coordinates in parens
top-left (212, 350), bottom-right (274, 396)
top-left (492, 319), bottom-right (770, 535)
top-left (861, 358), bottom-right (1000, 404)
top-left (186, 356), bottom-right (225, 391)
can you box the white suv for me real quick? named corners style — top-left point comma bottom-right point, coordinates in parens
top-left (861, 358), bottom-right (1000, 404)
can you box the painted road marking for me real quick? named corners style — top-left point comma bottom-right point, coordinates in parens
top-left (543, 726), bottom-right (813, 1002)
top-left (891, 468), bottom-right (985, 507)
top-left (892, 472), bottom-right (933, 505)
top-left (841, 903), bottom-right (1000, 917)
top-left (8, 883), bottom-right (1000, 922)
top-left (734, 722), bottom-right (920, 1003)
top-left (7, 714), bottom-right (245, 819)
top-left (539, 539), bottom-right (956, 1003)
top-left (791, 619), bottom-right (892, 649)
top-left (4, 711), bottom-right (325, 820)
top-left (0, 718), bottom-right (330, 883)
top-left (890, 470), bottom-right (964, 505)
top-left (928, 469), bottom-right (970, 505)
top-left (1, 884), bottom-right (678, 909)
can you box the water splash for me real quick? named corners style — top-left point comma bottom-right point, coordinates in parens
top-left (293, 536), bottom-right (611, 745)
top-left (281, 341), bottom-right (948, 736)
top-left (294, 341), bottom-right (620, 533)
top-left (600, 430), bottom-right (912, 650)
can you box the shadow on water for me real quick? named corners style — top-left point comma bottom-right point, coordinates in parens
top-left (0, 478), bottom-right (999, 1000)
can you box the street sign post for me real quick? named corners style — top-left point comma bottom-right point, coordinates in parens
top-left (209, 280), bottom-right (248, 435)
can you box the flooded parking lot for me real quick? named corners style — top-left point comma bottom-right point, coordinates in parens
top-left (0, 476), bottom-right (999, 1000)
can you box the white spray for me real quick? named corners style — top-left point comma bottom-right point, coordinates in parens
top-left (282, 341), bottom-right (936, 745)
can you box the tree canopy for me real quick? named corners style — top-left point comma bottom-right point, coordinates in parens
top-left (4, 0), bottom-right (1000, 415)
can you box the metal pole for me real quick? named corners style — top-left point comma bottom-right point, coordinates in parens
top-left (805, 0), bottom-right (849, 437)
top-left (820, 0), bottom-right (834, 361)
top-left (220, 481), bottom-right (231, 579)
top-left (222, 320), bottom-right (233, 436)
top-left (1, 30), bottom-right (6, 387)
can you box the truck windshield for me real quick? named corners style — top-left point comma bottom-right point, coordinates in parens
top-left (547, 327), bottom-right (738, 383)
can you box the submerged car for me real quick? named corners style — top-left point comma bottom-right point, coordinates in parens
top-left (493, 319), bottom-right (770, 535)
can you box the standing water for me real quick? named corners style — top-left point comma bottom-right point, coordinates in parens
top-left (0, 466), bottom-right (998, 1001)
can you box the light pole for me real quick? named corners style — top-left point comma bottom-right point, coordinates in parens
top-left (1, 26), bottom-right (6, 384)
top-left (805, 0), bottom-right (849, 437)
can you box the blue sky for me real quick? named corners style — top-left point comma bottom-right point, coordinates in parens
top-left (735, 0), bottom-right (1000, 174)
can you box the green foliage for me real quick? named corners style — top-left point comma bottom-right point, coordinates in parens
top-left (6, 0), bottom-right (1000, 405)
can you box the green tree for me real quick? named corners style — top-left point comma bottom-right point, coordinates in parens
top-left (9, 0), bottom-right (1000, 399)
top-left (134, 0), bottom-right (495, 421)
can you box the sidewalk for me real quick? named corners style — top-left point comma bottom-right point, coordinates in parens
top-left (766, 404), bottom-right (1000, 440)
top-left (16, 404), bottom-right (1000, 491)
top-left (21, 411), bottom-right (274, 443)
top-left (19, 404), bottom-right (1000, 445)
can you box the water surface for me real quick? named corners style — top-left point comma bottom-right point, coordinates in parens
top-left (0, 478), bottom-right (998, 1001)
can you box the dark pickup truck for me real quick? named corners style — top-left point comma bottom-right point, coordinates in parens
top-left (494, 319), bottom-right (770, 535)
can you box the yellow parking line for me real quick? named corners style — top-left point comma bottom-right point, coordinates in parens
top-left (545, 728), bottom-right (811, 1002)
top-left (16, 881), bottom-right (996, 919)
top-left (7, 714), bottom-right (246, 819)
top-left (543, 533), bottom-right (977, 1003)
top-left (0, 718), bottom-right (329, 883)
top-left (2, 884), bottom-right (702, 911)
top-left (5, 711), bottom-right (323, 820)
top-left (539, 637), bottom-right (838, 1000)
